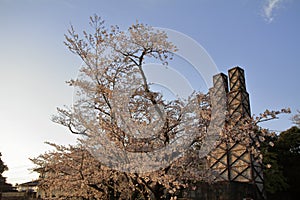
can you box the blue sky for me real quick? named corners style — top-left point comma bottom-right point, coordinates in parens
top-left (0, 0), bottom-right (299, 184)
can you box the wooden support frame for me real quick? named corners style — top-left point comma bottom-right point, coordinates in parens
top-left (208, 67), bottom-right (265, 199)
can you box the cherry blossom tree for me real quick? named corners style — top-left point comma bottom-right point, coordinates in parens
top-left (31, 109), bottom-right (290, 199)
top-left (31, 15), bottom-right (290, 199)
top-left (32, 14), bottom-right (209, 199)
top-left (31, 142), bottom-right (209, 199)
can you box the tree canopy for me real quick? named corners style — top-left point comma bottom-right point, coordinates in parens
top-left (0, 153), bottom-right (8, 175)
top-left (0, 152), bottom-right (13, 193)
top-left (263, 126), bottom-right (300, 199)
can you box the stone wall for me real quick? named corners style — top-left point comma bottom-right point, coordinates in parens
top-left (180, 182), bottom-right (260, 200)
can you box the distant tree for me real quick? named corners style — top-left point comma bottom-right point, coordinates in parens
top-left (0, 153), bottom-right (8, 175)
top-left (276, 126), bottom-right (300, 199)
top-left (0, 152), bottom-right (13, 193)
top-left (263, 126), bottom-right (300, 200)
top-left (262, 134), bottom-right (289, 196)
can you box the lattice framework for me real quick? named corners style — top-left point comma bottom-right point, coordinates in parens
top-left (208, 67), bottom-right (265, 199)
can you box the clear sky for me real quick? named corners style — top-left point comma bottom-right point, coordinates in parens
top-left (0, 0), bottom-right (299, 185)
